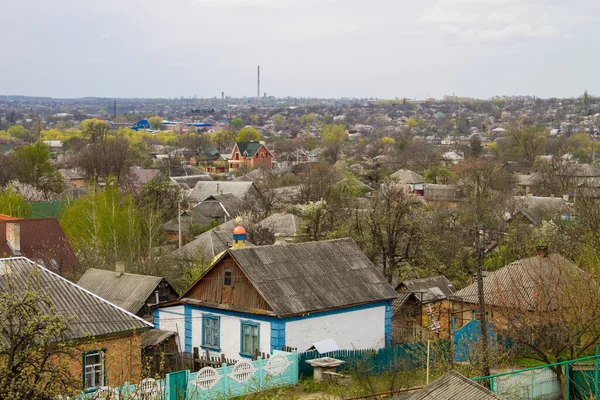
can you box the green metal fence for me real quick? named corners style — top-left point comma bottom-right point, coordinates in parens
top-left (473, 348), bottom-right (600, 400)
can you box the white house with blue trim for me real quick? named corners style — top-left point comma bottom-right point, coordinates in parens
top-left (155, 231), bottom-right (397, 358)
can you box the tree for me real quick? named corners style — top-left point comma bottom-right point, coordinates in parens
top-left (236, 127), bottom-right (261, 142)
top-left (272, 114), bottom-right (286, 129)
top-left (300, 113), bottom-right (317, 127)
top-left (320, 124), bottom-right (346, 163)
top-left (148, 116), bottom-right (164, 130)
top-left (12, 141), bottom-right (60, 192)
top-left (210, 130), bottom-right (236, 153)
top-left (348, 182), bottom-right (422, 284)
top-left (80, 118), bottom-right (110, 143)
top-left (230, 118), bottom-right (244, 131)
top-left (0, 267), bottom-right (79, 400)
top-left (0, 187), bottom-right (31, 218)
top-left (0, 153), bottom-right (16, 186)
top-left (424, 164), bottom-right (451, 184)
top-left (7, 125), bottom-right (33, 142)
top-left (508, 125), bottom-right (547, 168)
top-left (60, 182), bottom-right (141, 271)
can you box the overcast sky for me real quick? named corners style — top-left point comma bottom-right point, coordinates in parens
top-left (2, 0), bottom-right (598, 99)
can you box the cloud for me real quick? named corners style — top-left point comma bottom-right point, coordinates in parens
top-left (444, 23), bottom-right (560, 43)
top-left (166, 62), bottom-right (190, 69)
top-left (417, 6), bottom-right (478, 24)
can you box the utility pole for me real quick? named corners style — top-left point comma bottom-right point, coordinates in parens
top-left (476, 228), bottom-right (490, 381)
top-left (178, 196), bottom-right (183, 249)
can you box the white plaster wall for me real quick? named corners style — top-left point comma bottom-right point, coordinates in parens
top-left (190, 309), bottom-right (271, 358)
top-left (156, 305), bottom-right (185, 352)
top-left (285, 306), bottom-right (386, 352)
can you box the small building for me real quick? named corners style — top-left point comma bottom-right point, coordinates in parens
top-left (187, 181), bottom-right (257, 205)
top-left (77, 265), bottom-right (179, 318)
top-left (59, 169), bottom-right (86, 188)
top-left (258, 212), bottom-right (303, 244)
top-left (228, 141), bottom-right (273, 170)
top-left (397, 370), bottom-right (504, 400)
top-left (390, 169), bottom-right (424, 193)
top-left (0, 257), bottom-right (152, 391)
top-left (156, 233), bottom-right (397, 357)
top-left (169, 174), bottom-right (213, 191)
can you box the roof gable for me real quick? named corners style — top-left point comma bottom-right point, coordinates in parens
top-left (234, 142), bottom-right (271, 158)
top-left (405, 371), bottom-right (503, 400)
top-left (397, 275), bottom-right (456, 302)
top-left (1, 258), bottom-right (151, 341)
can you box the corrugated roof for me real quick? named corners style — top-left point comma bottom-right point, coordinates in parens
top-left (188, 181), bottom-right (256, 203)
top-left (172, 220), bottom-right (254, 261)
top-left (390, 170), bottom-right (424, 184)
top-left (141, 329), bottom-right (176, 348)
top-left (398, 276), bottom-right (456, 303)
top-left (170, 174), bottom-right (213, 190)
top-left (452, 254), bottom-right (583, 310)
top-left (259, 213), bottom-right (303, 238)
top-left (225, 238), bottom-right (397, 317)
top-left (1, 258), bottom-right (151, 341)
top-left (77, 268), bottom-right (166, 314)
top-left (403, 371), bottom-right (504, 400)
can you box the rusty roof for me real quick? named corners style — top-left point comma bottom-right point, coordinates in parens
top-left (0, 258), bottom-right (152, 341)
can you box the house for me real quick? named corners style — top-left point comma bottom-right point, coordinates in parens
top-left (155, 233), bottom-right (397, 358)
top-left (258, 212), bottom-right (302, 244)
top-left (513, 173), bottom-right (538, 194)
top-left (169, 174), bottom-right (213, 191)
top-left (390, 169), bottom-right (424, 193)
top-left (395, 370), bottom-right (504, 400)
top-left (59, 169), bottom-right (87, 188)
top-left (162, 193), bottom-right (247, 241)
top-left (0, 215), bottom-right (81, 279)
top-left (171, 220), bottom-right (255, 262)
top-left (448, 249), bottom-right (582, 332)
top-left (0, 257), bottom-right (152, 391)
top-left (393, 276), bottom-right (455, 341)
top-left (510, 195), bottom-right (571, 227)
top-left (187, 181), bottom-right (257, 205)
top-left (77, 264), bottom-right (179, 318)
top-left (423, 184), bottom-right (462, 204)
top-left (228, 141), bottom-right (273, 170)
top-left (442, 151), bottom-right (464, 165)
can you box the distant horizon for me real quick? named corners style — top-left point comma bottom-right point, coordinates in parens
top-left (0, 93), bottom-right (589, 102)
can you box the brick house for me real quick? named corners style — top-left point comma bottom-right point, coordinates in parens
top-left (228, 141), bottom-right (273, 170)
top-left (0, 257), bottom-right (153, 392)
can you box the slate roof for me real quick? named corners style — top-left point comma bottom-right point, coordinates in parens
top-left (188, 181), bottom-right (256, 203)
top-left (0, 258), bottom-right (152, 341)
top-left (172, 220), bottom-right (254, 261)
top-left (195, 194), bottom-right (246, 220)
top-left (424, 184), bottom-right (462, 202)
top-left (512, 196), bottom-right (570, 226)
top-left (130, 167), bottom-right (160, 185)
top-left (214, 238), bottom-right (397, 317)
top-left (170, 174), bottom-right (213, 190)
top-left (452, 254), bottom-right (584, 310)
top-left (402, 371), bottom-right (504, 400)
top-left (390, 169), bottom-right (424, 184)
top-left (141, 329), bottom-right (176, 348)
top-left (0, 218), bottom-right (80, 277)
top-left (397, 275), bottom-right (456, 303)
top-left (77, 268), bottom-right (168, 314)
top-left (259, 212), bottom-right (303, 238)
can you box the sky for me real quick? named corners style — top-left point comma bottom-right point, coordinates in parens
top-left (2, 0), bottom-right (599, 99)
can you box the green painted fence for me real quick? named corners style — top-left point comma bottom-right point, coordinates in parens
top-left (298, 341), bottom-right (450, 378)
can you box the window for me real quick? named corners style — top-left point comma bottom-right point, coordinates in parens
top-left (202, 315), bottom-right (220, 349)
top-left (224, 271), bottom-right (232, 286)
top-left (240, 321), bottom-right (260, 356)
top-left (260, 152), bottom-right (265, 158)
top-left (83, 351), bottom-right (105, 389)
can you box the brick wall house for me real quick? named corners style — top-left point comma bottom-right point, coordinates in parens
top-left (228, 141), bottom-right (273, 170)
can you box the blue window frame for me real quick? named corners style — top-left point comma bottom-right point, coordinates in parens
top-left (240, 321), bottom-right (260, 357)
top-left (202, 315), bottom-right (220, 350)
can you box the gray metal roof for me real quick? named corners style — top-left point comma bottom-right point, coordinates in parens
top-left (1, 258), bottom-right (151, 341)
top-left (403, 371), bottom-right (505, 400)
top-left (188, 181), bottom-right (256, 203)
top-left (77, 268), bottom-right (166, 314)
top-left (227, 238), bottom-right (398, 317)
top-left (170, 174), bottom-right (213, 190)
top-left (452, 254), bottom-right (583, 310)
top-left (397, 276), bottom-right (456, 303)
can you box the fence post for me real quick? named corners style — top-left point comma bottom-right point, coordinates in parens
top-left (566, 363), bottom-right (570, 400)
top-left (595, 346), bottom-right (599, 400)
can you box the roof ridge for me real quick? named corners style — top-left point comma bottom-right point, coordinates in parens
top-left (230, 237), bottom-right (354, 252)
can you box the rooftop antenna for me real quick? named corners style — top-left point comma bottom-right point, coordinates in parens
top-left (257, 65), bottom-right (260, 100)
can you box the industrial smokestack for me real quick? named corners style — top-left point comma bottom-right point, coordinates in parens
top-left (257, 65), bottom-right (260, 100)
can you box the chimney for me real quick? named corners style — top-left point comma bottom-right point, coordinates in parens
top-left (216, 183), bottom-right (220, 194)
top-left (232, 226), bottom-right (246, 249)
top-left (536, 245), bottom-right (548, 258)
top-left (6, 222), bottom-right (20, 255)
top-left (116, 261), bottom-right (125, 277)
